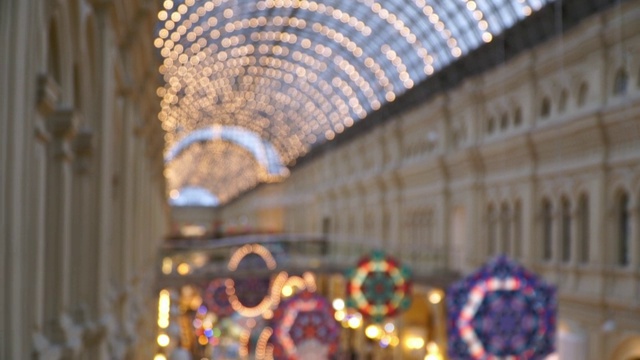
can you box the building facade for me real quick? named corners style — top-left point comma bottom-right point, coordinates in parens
top-left (0, 0), bottom-right (167, 359)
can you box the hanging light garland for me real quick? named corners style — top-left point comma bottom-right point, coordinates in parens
top-left (155, 0), bottom-right (553, 204)
top-left (224, 243), bottom-right (283, 317)
top-left (203, 278), bottom-right (234, 317)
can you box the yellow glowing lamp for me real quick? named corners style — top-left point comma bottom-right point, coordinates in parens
top-left (365, 325), bottom-right (380, 339)
top-left (157, 334), bottom-right (170, 347)
top-left (332, 298), bottom-right (345, 311)
top-left (177, 263), bottom-right (190, 275)
top-left (405, 336), bottom-right (424, 350)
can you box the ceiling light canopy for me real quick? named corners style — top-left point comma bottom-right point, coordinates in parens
top-left (158, 0), bottom-right (552, 205)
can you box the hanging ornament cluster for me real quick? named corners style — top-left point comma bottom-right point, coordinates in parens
top-left (192, 305), bottom-right (222, 347)
top-left (345, 250), bottom-right (412, 323)
top-left (270, 291), bottom-right (340, 360)
top-left (447, 256), bottom-right (556, 359)
top-left (203, 278), bottom-right (234, 317)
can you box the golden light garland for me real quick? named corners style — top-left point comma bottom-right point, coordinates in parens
top-left (255, 327), bottom-right (274, 360)
top-left (238, 328), bottom-right (251, 357)
top-left (226, 278), bottom-right (274, 318)
top-left (224, 246), bottom-right (284, 318)
top-left (157, 0), bottom-right (552, 205)
top-left (227, 244), bottom-right (277, 271)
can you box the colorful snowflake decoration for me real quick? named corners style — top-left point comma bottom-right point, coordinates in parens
top-left (203, 278), bottom-right (234, 317)
top-left (447, 256), bottom-right (556, 360)
top-left (346, 250), bottom-right (412, 323)
top-left (271, 291), bottom-right (340, 360)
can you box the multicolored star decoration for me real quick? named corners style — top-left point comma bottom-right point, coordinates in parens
top-left (345, 250), bottom-right (412, 323)
top-left (270, 291), bottom-right (340, 360)
top-left (446, 256), bottom-right (557, 359)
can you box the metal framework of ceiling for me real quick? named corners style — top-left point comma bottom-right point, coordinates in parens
top-left (157, 0), bottom-right (553, 205)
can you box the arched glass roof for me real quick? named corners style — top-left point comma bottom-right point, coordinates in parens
top-left (169, 186), bottom-right (220, 207)
top-left (157, 0), bottom-right (552, 205)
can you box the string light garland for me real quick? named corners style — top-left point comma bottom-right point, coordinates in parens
top-left (255, 327), bottom-right (274, 360)
top-left (157, 0), bottom-right (555, 204)
top-left (203, 278), bottom-right (234, 317)
top-left (228, 243), bottom-right (277, 271)
top-left (224, 244), bottom-right (282, 317)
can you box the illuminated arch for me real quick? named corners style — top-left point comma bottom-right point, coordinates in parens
top-left (165, 125), bottom-right (290, 179)
top-left (165, 138), bottom-right (266, 203)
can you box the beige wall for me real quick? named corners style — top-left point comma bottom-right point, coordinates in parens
top-left (214, 3), bottom-right (640, 359)
top-left (0, 0), bottom-right (168, 359)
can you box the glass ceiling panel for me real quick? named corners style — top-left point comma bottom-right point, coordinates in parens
top-left (157, 0), bottom-right (554, 206)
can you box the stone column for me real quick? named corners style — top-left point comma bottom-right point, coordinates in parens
top-left (385, 182), bottom-right (402, 259)
top-left (31, 120), bottom-right (51, 331)
top-left (120, 96), bottom-right (136, 293)
top-left (30, 74), bottom-right (59, 360)
top-left (372, 191), bottom-right (385, 250)
top-left (628, 204), bottom-right (639, 271)
top-left (86, 2), bottom-right (117, 358)
top-left (466, 174), bottom-right (484, 272)
top-left (488, 210), bottom-right (497, 256)
top-left (511, 203), bottom-right (520, 259)
top-left (68, 124), bottom-right (95, 360)
top-left (132, 131), bottom-right (145, 275)
top-left (43, 106), bottom-right (77, 337)
top-left (509, 202), bottom-right (520, 258)
top-left (1, 0), bottom-right (41, 357)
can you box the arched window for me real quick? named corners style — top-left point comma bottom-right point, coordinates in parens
top-left (500, 112), bottom-right (509, 130)
top-left (322, 217), bottom-right (331, 236)
top-left (73, 64), bottom-right (82, 109)
top-left (425, 211), bottom-right (434, 249)
top-left (578, 194), bottom-right (590, 264)
top-left (617, 191), bottom-right (630, 266)
top-left (514, 107), bottom-right (523, 127)
top-left (542, 199), bottom-right (553, 260)
top-left (561, 197), bottom-right (572, 263)
top-left (382, 211), bottom-right (390, 246)
top-left (540, 97), bottom-right (551, 118)
top-left (501, 203), bottom-right (511, 255)
top-left (613, 68), bottom-right (629, 96)
top-left (488, 205), bottom-right (497, 255)
top-left (486, 117), bottom-right (496, 135)
top-left (577, 82), bottom-right (589, 107)
top-left (559, 89), bottom-right (568, 113)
